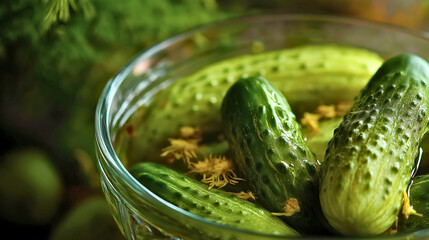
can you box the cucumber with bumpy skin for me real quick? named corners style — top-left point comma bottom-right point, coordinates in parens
top-left (221, 76), bottom-right (329, 234)
top-left (319, 54), bottom-right (429, 236)
top-left (129, 162), bottom-right (299, 236)
top-left (121, 45), bottom-right (383, 166)
top-left (398, 174), bottom-right (429, 233)
top-left (417, 134), bottom-right (429, 174)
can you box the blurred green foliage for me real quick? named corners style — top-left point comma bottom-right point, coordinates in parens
top-left (0, 0), bottom-right (233, 238)
top-left (0, 0), bottom-right (231, 186)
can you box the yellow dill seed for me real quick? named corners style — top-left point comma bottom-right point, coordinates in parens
top-left (180, 126), bottom-right (202, 141)
top-left (228, 191), bottom-right (257, 201)
top-left (315, 104), bottom-right (336, 119)
top-left (300, 112), bottom-right (321, 136)
top-left (271, 198), bottom-right (301, 216)
top-left (335, 101), bottom-right (353, 117)
top-left (401, 189), bottom-right (423, 219)
top-left (301, 103), bottom-right (352, 136)
top-left (284, 198), bottom-right (301, 216)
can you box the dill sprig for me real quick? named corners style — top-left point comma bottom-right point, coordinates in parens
top-left (42, 0), bottom-right (95, 31)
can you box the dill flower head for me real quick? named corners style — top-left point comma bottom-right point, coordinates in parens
top-left (160, 126), bottom-right (202, 166)
top-left (160, 138), bottom-right (199, 166)
top-left (188, 155), bottom-right (243, 189)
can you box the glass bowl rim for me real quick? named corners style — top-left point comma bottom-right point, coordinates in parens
top-left (95, 13), bottom-right (429, 239)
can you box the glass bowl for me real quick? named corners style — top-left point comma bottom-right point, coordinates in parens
top-left (95, 14), bottom-right (429, 240)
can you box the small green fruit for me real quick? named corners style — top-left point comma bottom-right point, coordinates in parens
top-left (0, 148), bottom-right (63, 225)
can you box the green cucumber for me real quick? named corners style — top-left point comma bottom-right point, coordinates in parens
top-left (417, 134), bottom-right (429, 174)
top-left (129, 162), bottom-right (299, 236)
top-left (121, 45), bottom-right (383, 166)
top-left (221, 76), bottom-right (328, 234)
top-left (51, 197), bottom-right (123, 240)
top-left (398, 174), bottom-right (429, 232)
top-left (319, 54), bottom-right (429, 236)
